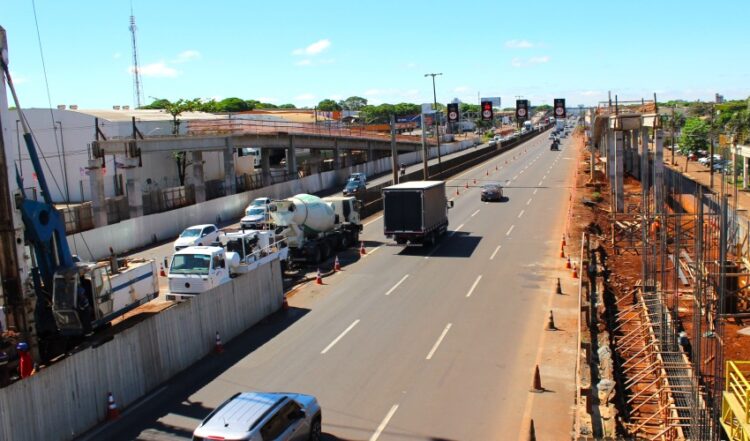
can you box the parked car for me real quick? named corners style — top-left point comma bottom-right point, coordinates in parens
top-left (698, 154), bottom-right (722, 166)
top-left (174, 224), bottom-right (219, 251)
top-left (251, 197), bottom-right (272, 207)
top-left (480, 183), bottom-right (504, 202)
top-left (343, 179), bottom-right (366, 196)
top-left (193, 392), bottom-right (322, 441)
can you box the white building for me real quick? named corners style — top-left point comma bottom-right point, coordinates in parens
top-left (6, 107), bottom-right (234, 203)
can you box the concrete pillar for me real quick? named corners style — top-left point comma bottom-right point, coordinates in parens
top-left (88, 159), bottom-right (107, 227)
top-left (309, 149), bottom-right (321, 175)
top-left (124, 157), bottom-right (143, 219)
top-left (631, 129), bottom-right (639, 177)
top-left (224, 138), bottom-right (236, 195)
top-left (286, 136), bottom-right (297, 176)
top-left (333, 140), bottom-right (341, 170)
top-left (654, 130), bottom-right (664, 214)
top-left (615, 130), bottom-right (624, 213)
top-left (743, 155), bottom-right (748, 190)
top-left (640, 127), bottom-right (650, 191)
top-left (366, 141), bottom-right (372, 162)
top-left (607, 128), bottom-right (615, 191)
top-left (190, 151), bottom-right (205, 203)
top-left (260, 148), bottom-right (272, 186)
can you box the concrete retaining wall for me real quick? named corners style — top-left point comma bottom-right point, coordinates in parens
top-left (68, 138), bottom-right (479, 261)
top-left (0, 259), bottom-right (283, 441)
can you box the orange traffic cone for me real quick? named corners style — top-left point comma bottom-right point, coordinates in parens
top-left (528, 419), bottom-right (537, 441)
top-left (159, 263), bottom-right (166, 277)
top-left (566, 256), bottom-right (571, 269)
top-left (485, 169), bottom-right (489, 176)
top-left (573, 264), bottom-right (579, 279)
top-left (465, 181), bottom-right (469, 189)
top-left (495, 165), bottom-right (498, 171)
top-left (530, 365), bottom-right (544, 393)
top-left (214, 331), bottom-right (224, 354)
top-left (106, 392), bottom-right (120, 421)
top-left (473, 178), bottom-right (477, 185)
top-left (561, 235), bottom-right (566, 247)
top-left (334, 256), bottom-right (341, 272)
top-left (560, 247), bottom-right (565, 259)
top-left (455, 187), bottom-right (460, 196)
top-left (316, 268), bottom-right (323, 285)
top-left (360, 242), bottom-right (366, 255)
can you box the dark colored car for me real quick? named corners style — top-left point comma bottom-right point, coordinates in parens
top-left (550, 139), bottom-right (560, 150)
top-left (480, 183), bottom-right (503, 202)
top-left (343, 179), bottom-right (366, 196)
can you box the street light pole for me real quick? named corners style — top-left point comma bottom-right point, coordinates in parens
top-left (425, 73), bottom-right (443, 174)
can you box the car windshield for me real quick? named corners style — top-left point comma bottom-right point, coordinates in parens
top-left (346, 181), bottom-right (360, 189)
top-left (482, 185), bottom-right (500, 191)
top-left (246, 207), bottom-right (265, 216)
top-left (170, 254), bottom-right (211, 275)
top-left (180, 228), bottom-right (201, 238)
top-left (251, 199), bottom-right (267, 206)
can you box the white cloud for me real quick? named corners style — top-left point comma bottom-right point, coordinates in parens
top-left (292, 39), bottom-right (331, 56)
top-left (295, 93), bottom-right (316, 101)
top-left (505, 39), bottom-right (534, 49)
top-left (131, 62), bottom-right (179, 78)
top-left (511, 56), bottom-right (550, 68)
top-left (9, 71), bottom-right (28, 85)
top-left (174, 50), bottom-right (200, 63)
top-left (529, 56), bottom-right (550, 64)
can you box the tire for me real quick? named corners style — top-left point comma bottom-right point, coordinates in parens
top-left (309, 416), bottom-right (322, 441)
top-left (396, 238), bottom-right (407, 245)
top-left (340, 233), bottom-right (352, 250)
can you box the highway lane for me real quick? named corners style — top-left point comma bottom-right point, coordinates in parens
top-left (84, 129), bottom-right (575, 441)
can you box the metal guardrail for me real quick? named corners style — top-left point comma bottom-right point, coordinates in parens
top-left (722, 361), bottom-right (750, 441)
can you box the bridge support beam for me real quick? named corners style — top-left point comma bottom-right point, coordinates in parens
top-left (191, 151), bottom-right (205, 203)
top-left (88, 159), bottom-right (107, 227)
top-left (286, 136), bottom-right (298, 177)
top-left (308, 149), bottom-right (321, 175)
top-left (261, 148), bottom-right (272, 186)
top-left (124, 157), bottom-right (143, 219)
top-left (223, 139), bottom-right (236, 196)
top-left (333, 139), bottom-right (340, 169)
top-left (614, 130), bottom-right (624, 213)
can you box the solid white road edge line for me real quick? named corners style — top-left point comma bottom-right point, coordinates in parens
top-left (518, 210), bottom-right (525, 218)
top-left (506, 225), bottom-right (515, 236)
top-left (321, 319), bottom-right (360, 354)
top-left (526, 198), bottom-right (532, 205)
top-left (465, 275), bottom-right (483, 298)
top-left (533, 188), bottom-right (538, 195)
top-left (426, 323), bottom-right (452, 360)
top-left (384, 274), bottom-right (409, 296)
top-left (363, 214), bottom-right (384, 227)
top-left (490, 245), bottom-right (501, 260)
top-left (471, 209), bottom-right (480, 217)
top-left (364, 245), bottom-right (383, 258)
top-left (369, 404), bottom-right (400, 441)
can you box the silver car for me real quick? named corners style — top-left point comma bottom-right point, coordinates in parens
top-left (193, 392), bottom-right (322, 441)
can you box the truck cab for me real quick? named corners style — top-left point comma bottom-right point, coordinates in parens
top-left (219, 229), bottom-right (286, 274)
top-left (167, 246), bottom-right (231, 300)
top-left (323, 196), bottom-right (362, 226)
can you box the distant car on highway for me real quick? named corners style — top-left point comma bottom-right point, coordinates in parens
top-left (348, 172), bottom-right (367, 184)
top-left (240, 205), bottom-right (269, 229)
top-left (480, 183), bottom-right (503, 202)
top-left (192, 391), bottom-right (322, 441)
top-left (343, 179), bottom-right (366, 196)
top-left (174, 224), bottom-right (219, 251)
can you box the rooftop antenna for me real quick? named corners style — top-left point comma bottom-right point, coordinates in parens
top-left (129, 2), bottom-right (144, 108)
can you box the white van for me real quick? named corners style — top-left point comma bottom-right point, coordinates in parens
top-left (240, 147), bottom-right (261, 167)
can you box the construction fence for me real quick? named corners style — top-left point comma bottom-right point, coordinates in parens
top-left (0, 258), bottom-right (284, 441)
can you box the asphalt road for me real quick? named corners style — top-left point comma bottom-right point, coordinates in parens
top-left (84, 129), bottom-right (577, 441)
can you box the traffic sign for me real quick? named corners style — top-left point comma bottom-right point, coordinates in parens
top-left (447, 103), bottom-right (459, 122)
top-left (554, 98), bottom-right (566, 118)
top-left (481, 101), bottom-right (493, 121)
top-left (516, 99), bottom-right (529, 120)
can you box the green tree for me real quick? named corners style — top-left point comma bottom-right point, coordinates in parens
top-left (679, 117), bottom-right (710, 154)
top-left (140, 98), bottom-right (171, 109)
top-left (278, 103), bottom-right (297, 109)
top-left (460, 103), bottom-right (480, 113)
top-left (217, 97), bottom-right (250, 112)
top-left (161, 98), bottom-right (200, 185)
top-left (338, 96), bottom-right (368, 111)
top-left (535, 104), bottom-right (552, 111)
top-left (317, 99), bottom-right (342, 111)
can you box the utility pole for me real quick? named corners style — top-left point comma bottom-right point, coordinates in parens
top-left (425, 73), bottom-right (443, 175)
top-left (390, 114), bottom-right (399, 184)
top-left (710, 103), bottom-right (715, 188)
top-left (671, 106), bottom-right (676, 166)
top-left (421, 113), bottom-right (429, 179)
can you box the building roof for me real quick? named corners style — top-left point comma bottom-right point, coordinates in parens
top-left (68, 108), bottom-right (224, 122)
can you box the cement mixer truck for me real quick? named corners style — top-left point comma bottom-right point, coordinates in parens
top-left (269, 194), bottom-right (363, 265)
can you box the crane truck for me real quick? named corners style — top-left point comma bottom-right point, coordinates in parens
top-left (1, 56), bottom-right (159, 361)
top-left (269, 194), bottom-right (362, 265)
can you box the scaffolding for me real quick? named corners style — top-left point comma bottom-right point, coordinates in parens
top-left (722, 361), bottom-right (750, 440)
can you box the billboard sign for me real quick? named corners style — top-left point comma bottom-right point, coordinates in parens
top-left (447, 103), bottom-right (459, 122)
top-left (480, 97), bottom-right (501, 108)
top-left (516, 99), bottom-right (529, 120)
top-left (481, 101), bottom-right (493, 121)
top-left (554, 98), bottom-right (566, 118)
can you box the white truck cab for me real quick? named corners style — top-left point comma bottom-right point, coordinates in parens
top-left (166, 246), bottom-right (232, 301)
top-left (219, 229), bottom-right (287, 274)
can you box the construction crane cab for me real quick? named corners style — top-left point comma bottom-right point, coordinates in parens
top-left (52, 263), bottom-right (113, 335)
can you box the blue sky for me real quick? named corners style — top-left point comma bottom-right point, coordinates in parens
top-left (4, 0), bottom-right (750, 109)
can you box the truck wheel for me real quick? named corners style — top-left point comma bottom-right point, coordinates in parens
top-left (396, 238), bottom-right (407, 245)
top-left (341, 234), bottom-right (351, 250)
